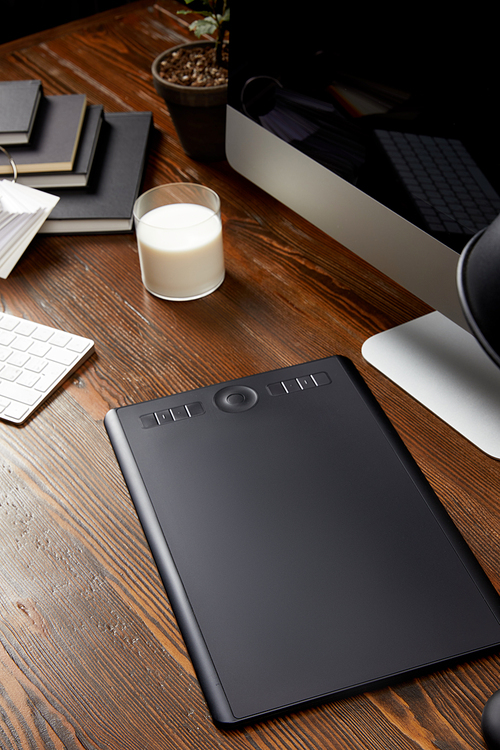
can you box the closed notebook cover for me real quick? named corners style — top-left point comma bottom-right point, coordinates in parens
top-left (0, 94), bottom-right (86, 173)
top-left (0, 79), bottom-right (42, 145)
top-left (105, 356), bottom-right (500, 727)
top-left (39, 111), bottom-right (152, 233)
top-left (17, 105), bottom-right (103, 188)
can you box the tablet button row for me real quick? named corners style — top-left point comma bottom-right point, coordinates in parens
top-left (140, 401), bottom-right (204, 428)
top-left (267, 371), bottom-right (330, 396)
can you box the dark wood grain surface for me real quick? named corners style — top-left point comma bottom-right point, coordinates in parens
top-left (1, 3), bottom-right (500, 748)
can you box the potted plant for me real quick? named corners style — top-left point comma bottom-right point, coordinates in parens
top-left (152, 0), bottom-right (230, 162)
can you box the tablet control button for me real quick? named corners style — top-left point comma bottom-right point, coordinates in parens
top-left (214, 386), bottom-right (258, 412)
top-left (267, 382), bottom-right (285, 395)
top-left (186, 401), bottom-right (204, 417)
top-left (156, 408), bottom-right (173, 424)
top-left (171, 405), bottom-right (189, 421)
top-left (296, 376), bottom-right (315, 389)
top-left (227, 393), bottom-right (245, 405)
top-left (141, 413), bottom-right (158, 428)
top-left (312, 371), bottom-right (331, 386)
top-left (283, 378), bottom-right (301, 393)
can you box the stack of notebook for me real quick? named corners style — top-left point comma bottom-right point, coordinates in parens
top-left (0, 79), bottom-right (153, 238)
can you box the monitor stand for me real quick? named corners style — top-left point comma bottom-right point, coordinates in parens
top-left (362, 311), bottom-right (500, 459)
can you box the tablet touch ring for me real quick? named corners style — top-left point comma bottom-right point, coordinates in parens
top-left (214, 386), bottom-right (258, 413)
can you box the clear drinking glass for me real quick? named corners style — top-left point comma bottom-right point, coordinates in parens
top-left (133, 183), bottom-right (225, 300)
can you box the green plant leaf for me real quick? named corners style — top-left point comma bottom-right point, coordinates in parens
top-left (190, 18), bottom-right (218, 36)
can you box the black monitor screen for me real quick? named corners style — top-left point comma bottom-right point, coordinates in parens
top-left (228, 7), bottom-right (500, 251)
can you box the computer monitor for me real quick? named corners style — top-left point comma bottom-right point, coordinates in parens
top-left (226, 4), bottom-right (500, 458)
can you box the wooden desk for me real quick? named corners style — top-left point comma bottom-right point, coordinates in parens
top-left (1, 3), bottom-right (499, 747)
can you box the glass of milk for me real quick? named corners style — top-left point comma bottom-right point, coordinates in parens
top-left (133, 183), bottom-right (225, 300)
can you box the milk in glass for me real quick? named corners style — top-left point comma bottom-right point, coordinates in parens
top-left (137, 203), bottom-right (224, 300)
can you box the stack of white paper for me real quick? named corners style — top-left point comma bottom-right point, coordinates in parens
top-left (0, 179), bottom-right (59, 278)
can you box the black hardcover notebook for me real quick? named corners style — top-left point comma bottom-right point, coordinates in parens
top-left (40, 111), bottom-right (152, 233)
top-left (0, 79), bottom-right (42, 145)
top-left (18, 104), bottom-right (103, 188)
top-left (105, 357), bottom-right (500, 727)
top-left (0, 94), bottom-right (86, 173)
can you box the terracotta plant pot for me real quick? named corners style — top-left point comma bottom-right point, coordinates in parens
top-left (152, 41), bottom-right (227, 162)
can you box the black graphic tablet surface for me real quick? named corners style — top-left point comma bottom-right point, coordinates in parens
top-left (105, 356), bottom-right (500, 727)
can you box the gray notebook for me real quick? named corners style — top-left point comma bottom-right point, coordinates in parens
top-left (105, 356), bottom-right (500, 727)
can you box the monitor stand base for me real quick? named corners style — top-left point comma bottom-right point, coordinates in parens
top-left (362, 311), bottom-right (500, 459)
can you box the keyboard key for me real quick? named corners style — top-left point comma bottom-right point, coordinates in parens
top-left (48, 331), bottom-right (72, 347)
top-left (17, 370), bottom-right (40, 388)
top-left (67, 336), bottom-right (92, 353)
top-left (34, 363), bottom-right (67, 392)
top-left (24, 356), bottom-right (47, 373)
top-left (3, 401), bottom-right (30, 421)
top-left (0, 331), bottom-right (15, 346)
top-left (11, 335), bottom-right (32, 352)
top-left (1, 364), bottom-right (22, 381)
top-left (0, 316), bottom-right (18, 331)
top-left (31, 325), bottom-right (54, 342)
top-left (0, 380), bottom-right (39, 405)
top-left (8, 351), bottom-right (30, 367)
top-left (46, 347), bottom-right (79, 366)
top-left (28, 341), bottom-right (51, 358)
top-left (14, 320), bottom-right (37, 337)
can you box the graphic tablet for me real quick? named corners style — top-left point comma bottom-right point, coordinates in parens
top-left (105, 356), bottom-right (500, 727)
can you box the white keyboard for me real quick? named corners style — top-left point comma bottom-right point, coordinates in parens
top-left (0, 312), bottom-right (95, 424)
